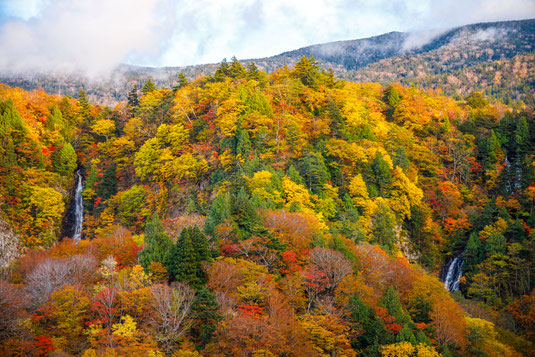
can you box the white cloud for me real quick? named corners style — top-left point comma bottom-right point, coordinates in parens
top-left (0, 0), bottom-right (534, 73)
top-left (0, 0), bottom-right (176, 76)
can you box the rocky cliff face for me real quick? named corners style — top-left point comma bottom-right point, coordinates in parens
top-left (0, 215), bottom-right (20, 269)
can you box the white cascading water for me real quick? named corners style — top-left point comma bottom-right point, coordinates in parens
top-left (443, 257), bottom-right (463, 292)
top-left (73, 170), bottom-right (84, 242)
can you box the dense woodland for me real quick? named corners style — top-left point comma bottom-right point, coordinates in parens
top-left (0, 56), bottom-right (534, 356)
top-left (347, 53), bottom-right (535, 106)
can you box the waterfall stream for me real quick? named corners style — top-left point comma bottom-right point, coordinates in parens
top-left (443, 257), bottom-right (463, 292)
top-left (72, 170), bottom-right (84, 242)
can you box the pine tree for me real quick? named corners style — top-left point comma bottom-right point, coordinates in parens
top-left (246, 61), bottom-right (260, 80)
top-left (214, 59), bottom-right (230, 82)
top-left (515, 116), bottom-right (529, 153)
top-left (127, 85), bottom-right (139, 118)
top-left (190, 225), bottom-right (211, 263)
top-left (372, 151), bottom-right (392, 197)
top-left (52, 143), bottom-right (77, 175)
top-left (204, 192), bottom-right (233, 237)
top-left (232, 188), bottom-right (261, 238)
top-left (464, 232), bottom-right (484, 274)
top-left (293, 55), bottom-right (322, 87)
top-left (386, 85), bottom-right (401, 119)
top-left (371, 201), bottom-right (396, 253)
top-left (349, 294), bottom-right (390, 351)
top-left (235, 129), bottom-right (252, 157)
top-left (173, 73), bottom-right (189, 91)
top-left (486, 232), bottom-right (507, 256)
top-left (287, 165), bottom-right (305, 185)
top-left (191, 287), bottom-right (221, 349)
top-left (77, 87), bottom-right (91, 124)
top-left (380, 286), bottom-right (411, 325)
top-left (396, 324), bottom-right (417, 343)
top-left (229, 56), bottom-right (246, 79)
top-left (297, 151), bottom-right (330, 193)
top-left (141, 78), bottom-right (156, 94)
top-left (172, 227), bottom-right (200, 287)
top-left (466, 91), bottom-right (488, 108)
top-left (138, 213), bottom-right (173, 271)
top-left (46, 106), bottom-right (65, 132)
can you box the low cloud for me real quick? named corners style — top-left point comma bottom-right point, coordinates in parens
top-left (0, 0), bottom-right (534, 73)
top-left (0, 0), bottom-right (176, 77)
top-left (402, 29), bottom-right (449, 52)
top-left (470, 28), bottom-right (507, 42)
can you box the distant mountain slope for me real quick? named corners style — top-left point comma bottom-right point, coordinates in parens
top-left (0, 18), bottom-right (533, 105)
top-left (252, 18), bottom-right (535, 72)
top-left (344, 52), bottom-right (535, 105)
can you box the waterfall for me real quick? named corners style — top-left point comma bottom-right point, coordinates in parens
top-left (442, 257), bottom-right (463, 292)
top-left (72, 170), bottom-right (84, 242)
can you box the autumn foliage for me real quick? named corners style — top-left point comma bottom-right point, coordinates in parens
top-left (0, 57), bottom-right (534, 355)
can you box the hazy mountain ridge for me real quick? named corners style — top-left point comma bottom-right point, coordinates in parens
top-left (0, 18), bottom-right (533, 105)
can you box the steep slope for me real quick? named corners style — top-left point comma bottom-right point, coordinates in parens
top-left (348, 53), bottom-right (535, 105)
top-left (1, 59), bottom-right (534, 356)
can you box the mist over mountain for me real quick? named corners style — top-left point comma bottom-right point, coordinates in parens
top-left (1, 18), bottom-right (533, 105)
top-left (272, 18), bottom-right (535, 71)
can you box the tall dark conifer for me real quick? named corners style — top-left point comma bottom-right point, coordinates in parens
top-left (139, 213), bottom-right (173, 271)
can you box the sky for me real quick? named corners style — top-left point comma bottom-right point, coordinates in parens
top-left (0, 0), bottom-right (534, 76)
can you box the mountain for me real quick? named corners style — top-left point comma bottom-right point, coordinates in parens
top-left (0, 18), bottom-right (534, 106)
top-left (267, 18), bottom-right (535, 71)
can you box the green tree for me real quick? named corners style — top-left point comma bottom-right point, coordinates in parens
top-left (293, 55), bottom-right (322, 87)
top-left (372, 151), bottom-right (392, 197)
top-left (396, 324), bottom-right (417, 344)
top-left (287, 164), bottom-right (305, 186)
top-left (386, 85), bottom-right (401, 119)
top-left (349, 294), bottom-right (390, 352)
top-left (515, 116), bottom-right (530, 152)
top-left (190, 225), bottom-right (212, 263)
top-left (466, 91), bottom-right (488, 108)
top-left (486, 232), bottom-right (507, 256)
top-left (191, 287), bottom-right (221, 349)
top-left (232, 187), bottom-right (262, 238)
top-left (229, 56), bottom-right (246, 79)
top-left (214, 58), bottom-right (230, 82)
top-left (170, 226), bottom-right (202, 288)
top-left (371, 200), bottom-right (397, 253)
top-left (204, 191), bottom-right (233, 237)
top-left (464, 232), bottom-right (484, 274)
top-left (141, 78), bottom-right (157, 94)
top-left (52, 143), bottom-right (77, 174)
top-left (139, 213), bottom-right (173, 271)
top-left (380, 286), bottom-right (411, 325)
top-left (77, 87), bottom-right (92, 125)
top-left (246, 61), bottom-right (267, 85)
top-left (127, 85), bottom-right (139, 117)
top-left (46, 105), bottom-right (65, 132)
top-left (235, 129), bottom-right (252, 157)
top-left (297, 151), bottom-right (330, 193)
top-left (173, 73), bottom-right (189, 91)
top-left (0, 100), bottom-right (28, 168)
top-left (118, 185), bottom-right (151, 227)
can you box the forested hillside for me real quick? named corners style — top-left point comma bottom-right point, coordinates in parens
top-left (346, 50), bottom-right (535, 106)
top-left (1, 19), bottom-right (533, 107)
top-left (0, 57), bottom-right (534, 356)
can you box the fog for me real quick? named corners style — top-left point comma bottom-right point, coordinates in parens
top-left (0, 0), bottom-right (533, 76)
top-left (0, 0), bottom-right (176, 77)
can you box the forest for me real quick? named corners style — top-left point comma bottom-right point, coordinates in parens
top-left (0, 56), bottom-right (534, 356)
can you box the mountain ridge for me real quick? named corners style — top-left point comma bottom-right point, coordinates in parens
top-left (1, 18), bottom-right (534, 105)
